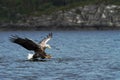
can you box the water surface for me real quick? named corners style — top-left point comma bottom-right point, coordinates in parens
top-left (0, 31), bottom-right (120, 80)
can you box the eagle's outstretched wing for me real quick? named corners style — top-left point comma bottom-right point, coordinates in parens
top-left (10, 36), bottom-right (39, 51)
top-left (39, 33), bottom-right (52, 47)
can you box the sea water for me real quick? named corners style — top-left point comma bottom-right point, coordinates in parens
top-left (0, 31), bottom-right (120, 80)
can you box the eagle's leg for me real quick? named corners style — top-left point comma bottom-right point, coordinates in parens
top-left (45, 54), bottom-right (52, 59)
top-left (33, 53), bottom-right (46, 59)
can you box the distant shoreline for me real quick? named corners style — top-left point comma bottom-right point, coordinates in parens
top-left (0, 25), bottom-right (120, 31)
top-left (0, 4), bottom-right (120, 31)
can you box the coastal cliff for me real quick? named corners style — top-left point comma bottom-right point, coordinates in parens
top-left (0, 4), bottom-right (120, 30)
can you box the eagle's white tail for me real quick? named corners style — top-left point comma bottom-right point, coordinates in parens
top-left (27, 53), bottom-right (34, 60)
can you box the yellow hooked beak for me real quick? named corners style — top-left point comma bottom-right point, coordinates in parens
top-left (48, 45), bottom-right (51, 49)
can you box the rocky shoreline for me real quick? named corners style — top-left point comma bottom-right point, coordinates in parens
top-left (0, 4), bottom-right (120, 31)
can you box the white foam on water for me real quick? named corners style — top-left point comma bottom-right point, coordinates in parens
top-left (27, 53), bottom-right (34, 60)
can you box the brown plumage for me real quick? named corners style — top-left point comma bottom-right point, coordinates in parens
top-left (10, 33), bottom-right (52, 60)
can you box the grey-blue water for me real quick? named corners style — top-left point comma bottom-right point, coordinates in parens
top-left (0, 31), bottom-right (120, 80)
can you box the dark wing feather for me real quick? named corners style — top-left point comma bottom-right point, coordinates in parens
top-left (10, 36), bottom-right (39, 51)
top-left (39, 33), bottom-right (52, 46)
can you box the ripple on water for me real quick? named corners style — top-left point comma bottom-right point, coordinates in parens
top-left (0, 31), bottom-right (120, 80)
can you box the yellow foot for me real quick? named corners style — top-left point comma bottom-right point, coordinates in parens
top-left (45, 54), bottom-right (52, 59)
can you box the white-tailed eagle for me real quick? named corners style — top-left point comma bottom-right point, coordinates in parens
top-left (10, 33), bottom-right (52, 60)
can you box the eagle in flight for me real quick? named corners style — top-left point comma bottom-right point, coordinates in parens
top-left (10, 33), bottom-right (52, 60)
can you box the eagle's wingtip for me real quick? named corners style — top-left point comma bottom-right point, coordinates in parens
top-left (49, 32), bottom-right (53, 38)
top-left (9, 35), bottom-right (19, 43)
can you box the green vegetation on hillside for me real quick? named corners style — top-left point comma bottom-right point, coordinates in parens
top-left (0, 0), bottom-right (120, 22)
